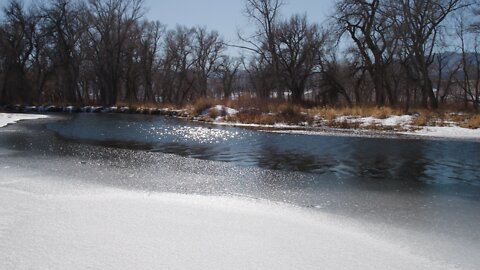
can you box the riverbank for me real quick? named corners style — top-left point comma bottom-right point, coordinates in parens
top-left (2, 102), bottom-right (480, 140)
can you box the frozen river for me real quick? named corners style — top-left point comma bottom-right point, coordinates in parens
top-left (1, 114), bottom-right (479, 269)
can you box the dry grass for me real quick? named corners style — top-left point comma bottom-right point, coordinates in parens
top-left (460, 114), bottom-right (480, 129)
top-left (412, 111), bottom-right (432, 126)
top-left (226, 104), bottom-right (311, 125)
top-left (305, 106), bottom-right (404, 121)
top-left (227, 112), bottom-right (277, 125)
top-left (326, 120), bottom-right (361, 129)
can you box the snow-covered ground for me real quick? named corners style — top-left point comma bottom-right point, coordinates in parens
top-left (338, 114), bottom-right (480, 139)
top-left (337, 115), bottom-right (414, 127)
top-left (0, 113), bottom-right (48, 128)
top-left (0, 176), bottom-right (457, 270)
top-left (402, 126), bottom-right (480, 139)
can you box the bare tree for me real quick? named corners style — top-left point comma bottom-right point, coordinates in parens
top-left (455, 14), bottom-right (480, 110)
top-left (191, 27), bottom-right (225, 98)
top-left (160, 26), bottom-right (195, 104)
top-left (39, 0), bottom-right (87, 104)
top-left (218, 56), bottom-right (241, 99)
top-left (86, 0), bottom-right (144, 105)
top-left (394, 0), bottom-right (466, 109)
top-left (275, 14), bottom-right (325, 103)
top-left (0, 0), bottom-right (36, 104)
top-left (335, 0), bottom-right (399, 106)
top-left (239, 0), bottom-right (284, 96)
top-left (139, 20), bottom-right (164, 102)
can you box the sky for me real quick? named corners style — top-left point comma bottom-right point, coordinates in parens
top-left (143, 0), bottom-right (336, 55)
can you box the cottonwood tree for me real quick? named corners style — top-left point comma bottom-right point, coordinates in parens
top-left (275, 14), bottom-right (325, 103)
top-left (86, 0), bottom-right (144, 105)
top-left (191, 27), bottom-right (225, 98)
top-left (160, 26), bottom-right (195, 104)
top-left (393, 0), bottom-right (467, 109)
top-left (218, 55), bottom-right (241, 99)
top-left (240, 0), bottom-right (284, 97)
top-left (318, 44), bottom-right (355, 106)
top-left (138, 20), bottom-right (164, 102)
top-left (39, 0), bottom-right (87, 104)
top-left (335, 0), bottom-right (399, 106)
top-left (0, 0), bottom-right (36, 104)
top-left (455, 14), bottom-right (480, 110)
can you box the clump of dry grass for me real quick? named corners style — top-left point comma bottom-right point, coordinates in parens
top-left (412, 111), bottom-right (432, 126)
top-left (227, 112), bottom-right (277, 125)
top-left (461, 114), bottom-right (480, 129)
top-left (306, 106), bottom-right (403, 122)
top-left (326, 120), bottom-right (361, 129)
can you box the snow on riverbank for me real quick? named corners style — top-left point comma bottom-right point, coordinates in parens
top-left (0, 113), bottom-right (48, 128)
top-left (337, 115), bottom-right (414, 127)
top-left (213, 114), bottom-right (480, 140)
top-left (403, 126), bottom-right (480, 139)
top-left (0, 177), bottom-right (455, 270)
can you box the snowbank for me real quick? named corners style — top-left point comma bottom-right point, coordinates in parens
top-left (214, 104), bottom-right (238, 116)
top-left (0, 113), bottom-right (48, 128)
top-left (404, 126), bottom-right (480, 139)
top-left (0, 179), bottom-right (453, 270)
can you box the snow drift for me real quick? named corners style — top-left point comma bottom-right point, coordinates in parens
top-left (0, 176), bottom-right (455, 270)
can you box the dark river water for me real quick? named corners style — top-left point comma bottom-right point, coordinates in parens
top-left (47, 114), bottom-right (480, 186)
top-left (1, 113), bottom-right (480, 268)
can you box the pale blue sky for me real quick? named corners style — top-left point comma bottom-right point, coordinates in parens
top-left (143, 0), bottom-right (336, 55)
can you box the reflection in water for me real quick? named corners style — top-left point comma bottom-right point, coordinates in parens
top-left (150, 142), bottom-right (220, 160)
top-left (348, 139), bottom-right (430, 182)
top-left (256, 146), bottom-right (336, 175)
top-left (5, 113), bottom-right (478, 190)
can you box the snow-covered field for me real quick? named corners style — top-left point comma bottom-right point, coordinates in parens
top-left (0, 177), bottom-right (456, 270)
top-left (0, 113), bottom-right (48, 128)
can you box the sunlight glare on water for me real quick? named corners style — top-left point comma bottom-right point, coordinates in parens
top-left (149, 125), bottom-right (240, 144)
top-left (172, 126), bottom-right (239, 143)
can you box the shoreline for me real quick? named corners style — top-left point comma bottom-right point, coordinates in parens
top-left (1, 104), bottom-right (480, 141)
top-left (207, 120), bottom-right (480, 142)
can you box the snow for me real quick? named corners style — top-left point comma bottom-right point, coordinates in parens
top-left (0, 176), bottom-right (454, 270)
top-left (215, 104), bottom-right (238, 115)
top-left (0, 113), bottom-right (48, 128)
top-left (337, 115), bottom-right (413, 127)
top-left (202, 105), bottom-right (238, 118)
top-left (404, 126), bottom-right (480, 139)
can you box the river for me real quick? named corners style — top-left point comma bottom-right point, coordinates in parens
top-left (1, 113), bottom-right (479, 269)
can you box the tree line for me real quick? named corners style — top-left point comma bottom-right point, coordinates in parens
top-left (0, 0), bottom-right (479, 110)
